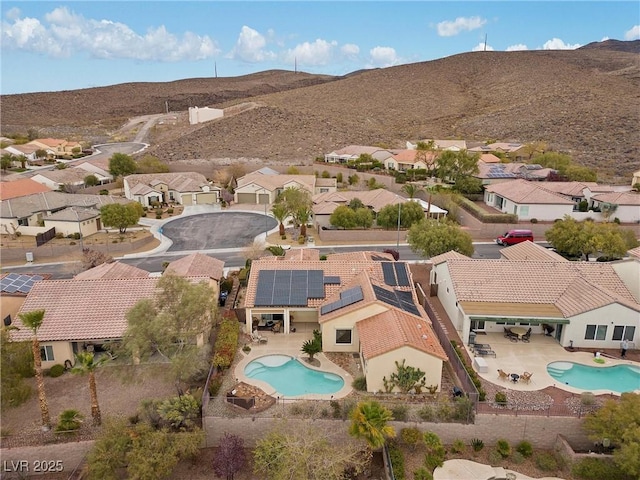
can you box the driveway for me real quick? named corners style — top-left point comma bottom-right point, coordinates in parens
top-left (161, 212), bottom-right (277, 251)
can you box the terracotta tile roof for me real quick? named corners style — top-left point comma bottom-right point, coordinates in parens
top-left (592, 191), bottom-right (640, 206)
top-left (8, 144), bottom-right (41, 155)
top-left (0, 179), bottom-right (51, 200)
top-left (535, 181), bottom-right (589, 197)
top-left (284, 249), bottom-right (321, 261)
top-left (430, 251), bottom-right (469, 265)
top-left (237, 173), bottom-right (315, 192)
top-left (313, 189), bottom-right (403, 213)
top-left (485, 179), bottom-right (575, 204)
top-left (74, 261), bottom-right (150, 280)
top-left (33, 169), bottom-right (88, 184)
top-left (445, 259), bottom-right (640, 317)
top-left (11, 278), bottom-right (160, 342)
top-left (357, 309), bottom-right (447, 361)
top-left (628, 246), bottom-right (640, 259)
top-left (500, 241), bottom-right (568, 262)
top-left (31, 138), bottom-right (66, 148)
top-left (479, 153), bottom-right (501, 163)
top-left (165, 253), bottom-right (224, 281)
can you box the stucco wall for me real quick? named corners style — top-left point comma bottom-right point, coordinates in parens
top-left (365, 347), bottom-right (443, 393)
top-left (317, 228), bottom-right (408, 243)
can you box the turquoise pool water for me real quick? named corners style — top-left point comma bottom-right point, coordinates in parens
top-left (244, 354), bottom-right (345, 396)
top-left (547, 361), bottom-right (640, 393)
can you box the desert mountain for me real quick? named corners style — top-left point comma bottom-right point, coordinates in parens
top-left (2, 40), bottom-right (639, 181)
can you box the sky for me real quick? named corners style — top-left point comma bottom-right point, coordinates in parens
top-left (1, 1), bottom-right (639, 95)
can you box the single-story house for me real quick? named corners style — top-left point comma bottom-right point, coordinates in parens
top-left (244, 249), bottom-right (447, 393)
top-left (1, 273), bottom-right (50, 331)
top-left (73, 159), bottom-right (113, 185)
top-left (406, 139), bottom-right (467, 152)
top-left (165, 253), bottom-right (225, 287)
top-left (3, 144), bottom-right (51, 166)
top-left (323, 145), bottom-right (394, 164)
top-left (234, 172), bottom-right (336, 204)
top-left (429, 251), bottom-right (640, 350)
top-left (0, 178), bottom-right (52, 201)
top-left (10, 254), bottom-right (223, 368)
top-left (124, 172), bottom-right (221, 207)
top-left (31, 169), bottom-right (88, 191)
top-left (29, 138), bottom-right (82, 157)
top-left (484, 179), bottom-right (575, 221)
top-left (0, 191), bottom-right (129, 232)
top-left (590, 191), bottom-right (640, 223)
top-left (384, 149), bottom-right (437, 172)
top-left (468, 142), bottom-right (527, 161)
top-left (74, 261), bottom-right (150, 280)
top-left (43, 206), bottom-right (102, 237)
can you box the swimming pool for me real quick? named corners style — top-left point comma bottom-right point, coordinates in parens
top-left (547, 361), bottom-right (640, 393)
top-left (244, 354), bottom-right (345, 396)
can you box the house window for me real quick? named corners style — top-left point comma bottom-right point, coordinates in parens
top-left (320, 188), bottom-right (329, 193)
top-left (18, 218), bottom-right (29, 226)
top-left (585, 324), bottom-right (607, 341)
top-left (612, 325), bottom-right (636, 341)
top-left (519, 206), bottom-right (529, 217)
top-left (40, 345), bottom-right (54, 362)
top-left (335, 329), bottom-right (352, 345)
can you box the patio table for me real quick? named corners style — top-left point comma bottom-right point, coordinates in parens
top-left (510, 373), bottom-right (520, 383)
top-left (510, 327), bottom-right (527, 339)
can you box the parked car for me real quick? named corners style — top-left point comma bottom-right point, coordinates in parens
top-left (496, 229), bottom-right (534, 246)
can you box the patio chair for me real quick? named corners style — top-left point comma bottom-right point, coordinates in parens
top-left (521, 331), bottom-right (532, 343)
top-left (497, 369), bottom-right (510, 381)
top-left (521, 371), bottom-right (533, 384)
top-left (476, 348), bottom-right (496, 357)
top-left (251, 330), bottom-right (268, 344)
top-left (272, 322), bottom-right (282, 334)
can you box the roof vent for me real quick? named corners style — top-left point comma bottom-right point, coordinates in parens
top-left (421, 334), bottom-right (428, 340)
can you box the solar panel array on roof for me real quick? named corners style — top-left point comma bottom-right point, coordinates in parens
top-left (320, 286), bottom-right (364, 315)
top-left (372, 285), bottom-right (421, 317)
top-left (0, 274), bottom-right (44, 294)
top-left (394, 263), bottom-right (410, 287)
top-left (323, 276), bottom-right (341, 285)
top-left (381, 262), bottom-right (397, 285)
top-left (254, 270), bottom-right (325, 306)
top-left (381, 262), bottom-right (411, 287)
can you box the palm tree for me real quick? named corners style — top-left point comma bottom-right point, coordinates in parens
top-left (271, 203), bottom-right (289, 237)
top-left (349, 400), bottom-right (396, 450)
top-left (18, 309), bottom-right (50, 429)
top-left (71, 351), bottom-right (108, 426)
top-left (401, 183), bottom-right (423, 199)
top-left (294, 206), bottom-right (313, 237)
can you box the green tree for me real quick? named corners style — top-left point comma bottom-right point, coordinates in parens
top-left (583, 393), bottom-right (640, 478)
top-left (17, 310), bottom-right (50, 428)
top-left (336, 172), bottom-right (343, 184)
top-left (293, 206), bottom-right (313, 237)
top-left (286, 166), bottom-right (300, 174)
top-left (330, 205), bottom-right (357, 229)
top-left (120, 274), bottom-right (215, 391)
top-left (348, 174), bottom-right (360, 186)
top-left (0, 328), bottom-right (33, 410)
top-left (156, 394), bottom-right (200, 432)
top-left (454, 176), bottom-right (483, 194)
top-left (136, 155), bottom-right (170, 174)
top-left (376, 201), bottom-right (425, 230)
top-left (84, 174), bottom-right (99, 187)
top-left (349, 400), bottom-right (396, 450)
top-left (367, 177), bottom-right (384, 190)
top-left (100, 202), bottom-right (143, 234)
top-left (354, 208), bottom-right (373, 228)
top-left (253, 423), bottom-right (369, 480)
top-left (414, 140), bottom-right (438, 176)
top-left (71, 351), bottom-right (108, 426)
top-left (108, 153), bottom-right (137, 178)
top-left (348, 198), bottom-right (365, 210)
top-left (408, 219), bottom-right (474, 258)
top-left (1, 154), bottom-right (13, 171)
top-left (533, 152), bottom-right (572, 172)
top-left (301, 331), bottom-right (322, 361)
top-left (35, 149), bottom-right (48, 161)
top-left (270, 203), bottom-right (289, 237)
top-left (564, 164), bottom-right (597, 182)
top-left (401, 183), bottom-right (423, 199)
top-left (435, 150), bottom-right (479, 183)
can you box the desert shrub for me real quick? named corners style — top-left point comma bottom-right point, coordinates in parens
top-left (69, 241), bottom-right (77, 245)
top-left (496, 439), bottom-right (511, 458)
top-left (155, 214), bottom-right (162, 219)
top-left (488, 450), bottom-right (503, 464)
top-left (99, 189), bottom-right (109, 195)
top-left (55, 232), bottom-right (64, 239)
top-left (352, 376), bottom-right (367, 391)
top-left (535, 452), bottom-right (558, 471)
top-left (530, 218), bottom-right (538, 223)
top-left (48, 364), bottom-right (65, 378)
top-left (423, 432), bottom-right (445, 471)
top-left (450, 439), bottom-right (466, 454)
top-left (207, 373), bottom-right (223, 396)
top-left (413, 467), bottom-right (433, 480)
top-left (511, 451), bottom-right (525, 464)
top-left (72, 232), bottom-right (81, 240)
top-left (494, 392), bottom-right (507, 405)
top-left (388, 441), bottom-right (405, 480)
top-left (451, 396), bottom-right (475, 422)
top-left (167, 208), bottom-right (174, 214)
top-left (329, 400), bottom-right (341, 419)
top-left (242, 344), bottom-right (251, 353)
top-left (401, 427), bottom-right (422, 451)
top-left (319, 254), bottom-right (327, 261)
top-left (55, 409), bottom-right (84, 433)
top-left (471, 438), bottom-right (484, 452)
top-left (516, 440), bottom-right (533, 458)
top-left (298, 236), bottom-right (306, 244)
top-left (418, 405), bottom-right (435, 421)
top-left (580, 392), bottom-right (595, 406)
top-left (391, 404), bottom-right (408, 422)
top-left (571, 457), bottom-right (630, 480)
top-left (435, 398), bottom-right (452, 421)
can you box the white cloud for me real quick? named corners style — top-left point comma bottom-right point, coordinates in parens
top-left (368, 46), bottom-right (400, 68)
top-left (340, 43), bottom-right (360, 60)
top-left (437, 16), bottom-right (486, 37)
top-left (0, 6), bottom-right (219, 61)
top-left (506, 44), bottom-right (528, 51)
top-left (541, 38), bottom-right (581, 50)
top-left (227, 26), bottom-right (275, 62)
top-left (472, 42), bottom-right (494, 52)
top-left (5, 7), bottom-right (22, 21)
top-left (283, 39), bottom-right (337, 66)
top-left (600, 36), bottom-right (610, 42)
top-left (624, 25), bottom-right (640, 40)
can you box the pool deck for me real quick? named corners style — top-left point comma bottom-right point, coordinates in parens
top-left (467, 333), bottom-right (640, 395)
top-left (235, 325), bottom-right (354, 400)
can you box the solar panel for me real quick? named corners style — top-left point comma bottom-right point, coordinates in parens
top-left (320, 286), bottom-right (364, 315)
top-left (254, 271), bottom-right (276, 306)
top-left (373, 285), bottom-right (421, 316)
top-left (372, 285), bottom-right (400, 308)
top-left (308, 270), bottom-right (325, 298)
top-left (323, 276), bottom-right (341, 284)
top-left (5, 273), bottom-right (20, 281)
top-left (394, 263), bottom-right (410, 286)
top-left (4, 285), bottom-right (19, 294)
top-left (0, 278), bottom-right (12, 289)
top-left (396, 290), bottom-right (421, 316)
top-left (0, 273), bottom-right (44, 294)
top-left (381, 262), bottom-right (397, 286)
top-left (254, 269), bottom-right (327, 306)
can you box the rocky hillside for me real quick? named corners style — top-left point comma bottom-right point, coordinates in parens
top-left (2, 40), bottom-right (639, 181)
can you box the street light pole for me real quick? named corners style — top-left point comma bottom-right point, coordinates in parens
top-left (396, 201), bottom-right (402, 249)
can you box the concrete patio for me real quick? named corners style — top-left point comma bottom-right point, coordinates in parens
top-left (465, 332), bottom-right (639, 395)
